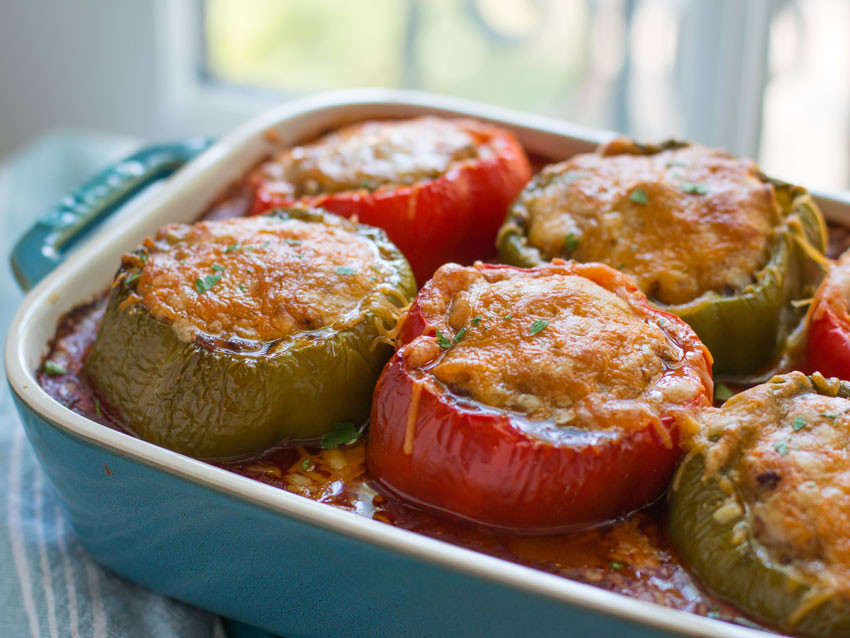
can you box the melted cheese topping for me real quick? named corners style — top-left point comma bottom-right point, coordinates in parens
top-left (404, 263), bottom-right (708, 432)
top-left (136, 215), bottom-right (390, 342)
top-left (521, 140), bottom-right (780, 305)
top-left (692, 372), bottom-right (850, 595)
top-left (256, 117), bottom-right (481, 199)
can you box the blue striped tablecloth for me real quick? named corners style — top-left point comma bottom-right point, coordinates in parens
top-left (0, 132), bottom-right (221, 638)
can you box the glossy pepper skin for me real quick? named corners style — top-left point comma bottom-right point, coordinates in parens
top-left (368, 262), bottom-right (713, 533)
top-left (497, 141), bottom-right (827, 380)
top-left (250, 120), bottom-right (531, 285)
top-left (669, 374), bottom-right (850, 637)
top-left (805, 250), bottom-right (850, 379)
top-left (82, 209), bottom-right (416, 460)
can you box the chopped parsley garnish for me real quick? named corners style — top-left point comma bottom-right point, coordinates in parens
top-left (435, 330), bottom-right (453, 349)
top-left (529, 320), bottom-right (549, 335)
top-left (300, 458), bottom-right (311, 471)
top-left (629, 188), bottom-right (649, 205)
top-left (821, 412), bottom-right (842, 419)
top-left (43, 360), bottom-right (67, 376)
top-left (361, 180), bottom-right (375, 191)
top-left (284, 238), bottom-right (302, 246)
top-left (714, 383), bottom-right (735, 402)
top-left (239, 284), bottom-right (247, 293)
top-left (792, 416), bottom-right (807, 431)
top-left (504, 314), bottom-right (512, 321)
top-left (320, 422), bottom-right (364, 449)
top-left (471, 316), bottom-right (482, 326)
top-left (94, 396), bottom-right (101, 417)
top-left (369, 276), bottom-right (378, 282)
top-left (124, 272), bottom-right (141, 286)
top-left (617, 263), bottom-right (626, 270)
top-left (139, 252), bottom-right (149, 263)
top-left (211, 263), bottom-right (225, 272)
top-left (773, 440), bottom-right (790, 456)
top-left (564, 233), bottom-right (580, 252)
top-left (195, 273), bottom-right (222, 295)
top-left (666, 160), bottom-right (689, 168)
top-left (264, 240), bottom-right (271, 247)
top-left (454, 328), bottom-right (466, 343)
top-left (224, 242), bottom-right (239, 253)
top-left (680, 181), bottom-right (709, 195)
top-left (610, 561), bottom-right (624, 570)
top-left (336, 266), bottom-right (357, 275)
top-left (557, 171), bottom-right (584, 184)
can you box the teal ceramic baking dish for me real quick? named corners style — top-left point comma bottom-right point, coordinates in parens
top-left (8, 89), bottom-right (850, 638)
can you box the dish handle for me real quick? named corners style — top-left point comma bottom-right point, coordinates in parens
top-left (10, 138), bottom-right (213, 291)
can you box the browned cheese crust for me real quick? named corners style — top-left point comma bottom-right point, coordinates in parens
top-left (255, 117), bottom-right (482, 198)
top-left (404, 262), bottom-right (709, 433)
top-left (130, 215), bottom-right (391, 342)
top-left (523, 139), bottom-right (781, 305)
top-left (689, 372), bottom-right (850, 595)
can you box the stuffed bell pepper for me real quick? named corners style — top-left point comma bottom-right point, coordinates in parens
top-left (83, 208), bottom-right (416, 460)
top-left (368, 260), bottom-right (713, 533)
top-left (497, 139), bottom-right (827, 378)
top-left (669, 371), bottom-right (850, 637)
top-left (250, 116), bottom-right (531, 284)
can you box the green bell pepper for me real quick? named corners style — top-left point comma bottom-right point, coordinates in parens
top-left (497, 141), bottom-right (827, 379)
top-left (82, 208), bottom-right (416, 460)
top-left (669, 372), bottom-right (850, 636)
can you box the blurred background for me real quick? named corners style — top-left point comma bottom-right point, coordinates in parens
top-left (0, 0), bottom-right (848, 192)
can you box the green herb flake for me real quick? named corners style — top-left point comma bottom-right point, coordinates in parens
top-left (792, 416), bottom-right (807, 431)
top-left (529, 320), bottom-right (549, 336)
top-left (773, 440), bottom-right (790, 456)
top-left (139, 252), bottom-right (149, 263)
top-left (714, 383), bottom-right (735, 402)
top-left (820, 412), bottom-right (841, 419)
top-left (681, 181), bottom-right (709, 195)
top-left (224, 242), bottom-right (239, 253)
top-left (369, 276), bottom-right (378, 283)
top-left (211, 263), bottom-right (225, 272)
top-left (504, 314), bottom-right (512, 321)
top-left (320, 422), bottom-right (364, 449)
top-left (336, 266), bottom-right (357, 275)
top-left (435, 330), bottom-right (453, 350)
top-left (706, 608), bottom-right (721, 620)
top-left (454, 328), bottom-right (466, 343)
top-left (610, 561), bottom-right (624, 570)
top-left (43, 360), bottom-right (67, 376)
top-left (284, 238), bottom-right (302, 246)
top-left (630, 244), bottom-right (638, 252)
top-left (194, 273), bottom-right (222, 295)
top-left (300, 458), bottom-right (311, 471)
top-left (239, 284), bottom-right (247, 293)
top-left (564, 233), bottom-right (580, 252)
top-left (666, 160), bottom-right (689, 169)
top-left (471, 316), bottom-right (482, 326)
top-left (629, 188), bottom-right (649, 205)
top-left (94, 396), bottom-right (102, 417)
top-left (361, 180), bottom-right (375, 191)
top-left (617, 263), bottom-right (626, 270)
top-left (124, 272), bottom-right (141, 286)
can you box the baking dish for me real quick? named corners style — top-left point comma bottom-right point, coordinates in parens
top-left (7, 89), bottom-right (850, 638)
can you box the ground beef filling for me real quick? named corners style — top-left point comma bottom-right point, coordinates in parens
top-left (256, 117), bottom-right (481, 199)
top-left (523, 141), bottom-right (780, 305)
top-left (136, 216), bottom-right (386, 342)
top-left (405, 264), bottom-right (705, 432)
top-left (695, 375), bottom-right (850, 594)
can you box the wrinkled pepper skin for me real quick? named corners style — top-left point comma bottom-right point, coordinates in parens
top-left (83, 210), bottom-right (416, 460)
top-left (497, 143), bottom-right (827, 380)
top-left (668, 375), bottom-right (850, 637)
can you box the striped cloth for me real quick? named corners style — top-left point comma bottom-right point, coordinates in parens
top-left (1, 132), bottom-right (221, 638)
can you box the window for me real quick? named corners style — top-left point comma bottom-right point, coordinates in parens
top-left (198, 0), bottom-right (850, 191)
